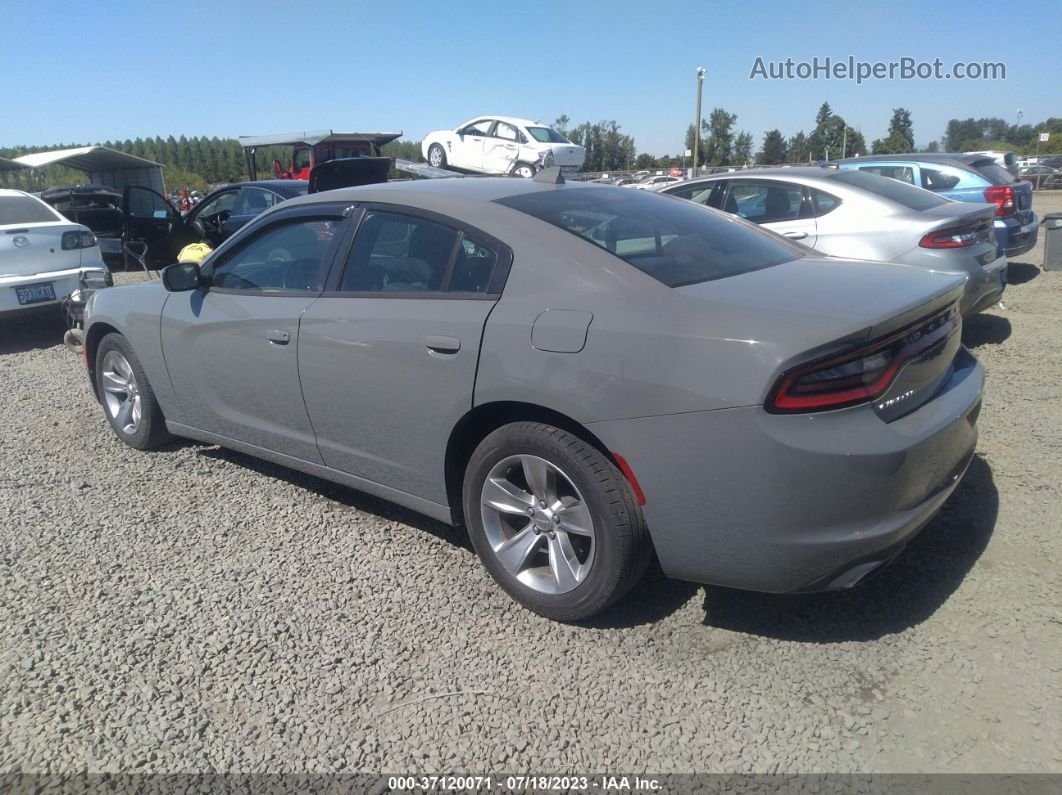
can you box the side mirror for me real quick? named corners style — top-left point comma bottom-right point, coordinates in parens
top-left (162, 261), bottom-right (202, 292)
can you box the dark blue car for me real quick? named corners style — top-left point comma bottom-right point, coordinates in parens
top-left (837, 154), bottom-right (1038, 259)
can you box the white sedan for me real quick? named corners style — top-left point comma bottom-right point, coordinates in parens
top-left (421, 116), bottom-right (585, 178)
top-left (1, 189), bottom-right (110, 316)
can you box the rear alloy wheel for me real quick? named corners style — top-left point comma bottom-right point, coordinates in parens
top-left (96, 333), bottom-right (171, 450)
top-left (427, 144), bottom-right (447, 169)
top-left (463, 422), bottom-right (650, 621)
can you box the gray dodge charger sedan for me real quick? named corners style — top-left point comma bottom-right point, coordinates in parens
top-left (83, 173), bottom-right (984, 621)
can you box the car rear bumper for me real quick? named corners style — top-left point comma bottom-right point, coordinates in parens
top-left (588, 348), bottom-right (984, 593)
top-left (997, 214), bottom-right (1038, 258)
top-left (0, 267), bottom-right (84, 315)
top-left (960, 254), bottom-right (1007, 316)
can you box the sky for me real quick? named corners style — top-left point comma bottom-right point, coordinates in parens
top-left (3, 0), bottom-right (1059, 158)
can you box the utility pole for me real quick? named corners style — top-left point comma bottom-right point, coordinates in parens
top-left (693, 67), bottom-right (706, 178)
top-left (841, 126), bottom-right (847, 160)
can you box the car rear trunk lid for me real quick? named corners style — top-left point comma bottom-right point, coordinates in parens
top-left (1, 222), bottom-right (83, 278)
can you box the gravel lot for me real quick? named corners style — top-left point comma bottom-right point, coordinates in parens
top-left (2, 194), bottom-right (1060, 776)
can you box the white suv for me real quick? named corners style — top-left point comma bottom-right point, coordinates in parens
top-left (422, 116), bottom-right (585, 178)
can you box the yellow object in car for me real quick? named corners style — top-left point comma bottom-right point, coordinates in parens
top-left (177, 242), bottom-right (213, 264)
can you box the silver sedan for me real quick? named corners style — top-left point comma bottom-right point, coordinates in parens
top-left (84, 174), bottom-right (983, 621)
top-left (659, 167), bottom-right (1006, 316)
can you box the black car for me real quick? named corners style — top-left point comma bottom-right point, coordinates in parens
top-left (125, 180), bottom-right (309, 267)
top-left (40, 185), bottom-right (125, 271)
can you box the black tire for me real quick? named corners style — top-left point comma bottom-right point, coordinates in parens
top-left (463, 422), bottom-right (650, 621)
top-left (511, 162), bottom-right (536, 179)
top-left (95, 333), bottom-right (171, 450)
top-left (427, 144), bottom-right (447, 169)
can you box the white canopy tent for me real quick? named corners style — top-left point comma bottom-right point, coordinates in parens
top-left (0, 156), bottom-right (31, 189)
top-left (14, 146), bottom-right (165, 194)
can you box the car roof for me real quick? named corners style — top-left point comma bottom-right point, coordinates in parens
top-left (838, 153), bottom-right (986, 169)
top-left (464, 116), bottom-right (547, 129)
top-left (211, 179), bottom-right (308, 197)
top-left (280, 175), bottom-right (607, 217)
top-left (675, 167), bottom-right (837, 184)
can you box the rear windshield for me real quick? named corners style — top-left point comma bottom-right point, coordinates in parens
top-left (497, 187), bottom-right (800, 288)
top-left (526, 127), bottom-right (571, 144)
top-left (828, 170), bottom-right (948, 211)
top-left (971, 162), bottom-right (1018, 185)
top-left (0, 194), bottom-right (62, 225)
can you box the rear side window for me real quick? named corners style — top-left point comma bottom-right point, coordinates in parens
top-left (0, 194), bottom-right (63, 225)
top-left (497, 186), bottom-right (800, 288)
top-left (726, 181), bottom-right (805, 223)
top-left (921, 168), bottom-right (961, 191)
top-left (857, 165), bottom-right (916, 184)
top-left (829, 170), bottom-right (948, 211)
top-left (338, 210), bottom-right (500, 295)
top-left (665, 182), bottom-right (715, 206)
top-left (971, 162), bottom-right (1018, 185)
top-left (809, 189), bottom-right (841, 217)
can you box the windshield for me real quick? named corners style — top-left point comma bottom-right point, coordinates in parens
top-left (497, 187), bottom-right (799, 288)
top-left (527, 127), bottom-right (571, 144)
top-left (828, 170), bottom-right (948, 211)
top-left (0, 194), bottom-right (62, 225)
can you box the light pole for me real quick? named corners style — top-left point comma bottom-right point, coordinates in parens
top-left (841, 125), bottom-right (847, 160)
top-left (692, 66), bottom-right (706, 178)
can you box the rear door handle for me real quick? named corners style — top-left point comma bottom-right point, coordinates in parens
top-left (784, 231), bottom-right (808, 240)
top-left (424, 335), bottom-right (460, 354)
top-left (267, 329), bottom-right (290, 345)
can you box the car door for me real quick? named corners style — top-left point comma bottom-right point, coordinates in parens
top-left (186, 187), bottom-right (239, 247)
top-left (160, 208), bottom-right (346, 462)
top-left (481, 120), bottom-right (522, 175)
top-left (452, 119), bottom-right (494, 171)
top-left (123, 186), bottom-right (199, 267)
top-left (298, 205), bottom-right (510, 504)
top-left (721, 179), bottom-right (817, 245)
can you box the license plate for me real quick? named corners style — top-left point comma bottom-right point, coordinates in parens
top-left (15, 282), bottom-right (56, 305)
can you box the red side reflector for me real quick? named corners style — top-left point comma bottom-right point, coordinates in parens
top-left (612, 453), bottom-right (647, 506)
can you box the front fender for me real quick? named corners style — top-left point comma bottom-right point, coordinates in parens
top-left (84, 281), bottom-right (181, 422)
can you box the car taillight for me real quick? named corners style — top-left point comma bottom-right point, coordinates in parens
top-left (919, 221), bottom-right (988, 249)
top-left (983, 185), bottom-right (1015, 217)
top-left (61, 230), bottom-right (98, 250)
top-left (767, 307), bottom-right (959, 413)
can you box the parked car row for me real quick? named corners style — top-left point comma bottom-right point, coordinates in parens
top-left (660, 165), bottom-right (1007, 316)
top-left (81, 166), bottom-right (989, 621)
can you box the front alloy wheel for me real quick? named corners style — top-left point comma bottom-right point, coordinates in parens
top-left (100, 350), bottom-right (142, 436)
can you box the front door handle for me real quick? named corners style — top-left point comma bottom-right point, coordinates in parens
top-left (424, 335), bottom-right (460, 354)
top-left (267, 329), bottom-right (290, 345)
top-left (784, 231), bottom-right (808, 240)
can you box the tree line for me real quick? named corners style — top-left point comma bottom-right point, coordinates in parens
top-left (3, 110), bottom-right (1060, 190)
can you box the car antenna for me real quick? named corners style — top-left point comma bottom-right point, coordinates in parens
top-left (533, 167), bottom-right (565, 185)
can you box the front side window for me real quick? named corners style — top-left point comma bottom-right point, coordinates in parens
top-left (235, 188), bottom-right (279, 216)
top-left (210, 218), bottom-right (338, 292)
top-left (196, 190), bottom-right (238, 219)
top-left (461, 120), bottom-right (494, 136)
top-left (498, 187), bottom-right (800, 288)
